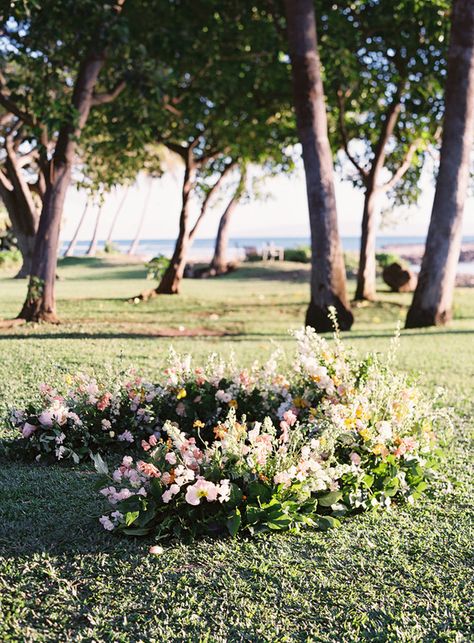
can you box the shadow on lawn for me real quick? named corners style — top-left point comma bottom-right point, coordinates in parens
top-left (0, 459), bottom-right (141, 556)
top-left (1, 328), bottom-right (474, 342)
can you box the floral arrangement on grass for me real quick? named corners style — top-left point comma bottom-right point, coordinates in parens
top-left (5, 323), bottom-right (448, 538)
top-left (6, 348), bottom-right (289, 463)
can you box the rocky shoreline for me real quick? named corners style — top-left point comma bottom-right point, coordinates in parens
top-left (382, 242), bottom-right (474, 287)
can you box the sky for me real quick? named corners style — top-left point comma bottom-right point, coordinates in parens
top-left (60, 161), bottom-right (474, 242)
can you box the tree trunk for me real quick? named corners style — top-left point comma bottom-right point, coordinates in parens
top-left (86, 205), bottom-right (103, 257)
top-left (406, 0), bottom-right (474, 328)
top-left (284, 0), bottom-right (352, 332)
top-left (64, 202), bottom-right (89, 257)
top-left (128, 179), bottom-right (152, 255)
top-left (0, 139), bottom-right (40, 278)
top-left (155, 162), bottom-right (195, 294)
top-left (106, 186), bottom-right (128, 244)
top-left (355, 185), bottom-right (379, 301)
top-left (18, 54), bottom-right (110, 322)
top-left (210, 193), bottom-right (239, 275)
top-left (17, 0), bottom-right (126, 322)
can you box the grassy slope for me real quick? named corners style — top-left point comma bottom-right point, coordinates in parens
top-left (0, 259), bottom-right (473, 642)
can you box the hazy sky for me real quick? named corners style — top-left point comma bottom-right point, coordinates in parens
top-left (60, 161), bottom-right (474, 242)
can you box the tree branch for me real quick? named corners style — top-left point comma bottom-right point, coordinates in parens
top-left (370, 87), bottom-right (404, 181)
top-left (381, 140), bottom-right (420, 193)
top-left (0, 167), bottom-right (13, 192)
top-left (336, 90), bottom-right (369, 180)
top-left (91, 79), bottom-right (126, 106)
top-left (189, 161), bottom-right (236, 240)
top-left (0, 91), bottom-right (35, 128)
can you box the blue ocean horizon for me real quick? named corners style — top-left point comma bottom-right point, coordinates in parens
top-left (60, 235), bottom-right (474, 259)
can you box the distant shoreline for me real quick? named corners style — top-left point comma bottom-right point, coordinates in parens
top-left (382, 242), bottom-right (474, 265)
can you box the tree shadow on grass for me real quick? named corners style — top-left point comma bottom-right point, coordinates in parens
top-left (0, 460), bottom-right (129, 556)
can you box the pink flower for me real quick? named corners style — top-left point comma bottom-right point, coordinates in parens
top-left (165, 452), bottom-right (177, 465)
top-left (162, 483), bottom-right (180, 503)
top-left (99, 515), bottom-right (114, 531)
top-left (185, 478), bottom-right (219, 505)
top-left (176, 402), bottom-right (186, 416)
top-left (141, 440), bottom-right (151, 451)
top-left (350, 452), bottom-right (361, 466)
top-left (97, 393), bottom-right (111, 412)
top-left (137, 461), bottom-right (161, 478)
top-left (38, 411), bottom-right (53, 427)
top-left (149, 435), bottom-right (158, 446)
top-left (149, 545), bottom-right (164, 555)
top-left (21, 422), bottom-right (37, 439)
top-left (283, 409), bottom-right (298, 426)
top-left (279, 420), bottom-right (289, 444)
top-left (274, 471), bottom-right (292, 488)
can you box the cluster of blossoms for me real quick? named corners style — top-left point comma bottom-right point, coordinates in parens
top-left (7, 348), bottom-right (289, 463)
top-left (7, 325), bottom-right (448, 539)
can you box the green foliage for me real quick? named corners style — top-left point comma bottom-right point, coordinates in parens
top-left (283, 246), bottom-right (311, 263)
top-left (376, 252), bottom-right (407, 270)
top-left (318, 0), bottom-right (450, 205)
top-left (0, 248), bottom-right (21, 268)
top-left (146, 255), bottom-right (170, 283)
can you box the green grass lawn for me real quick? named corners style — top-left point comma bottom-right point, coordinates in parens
top-left (0, 258), bottom-right (473, 642)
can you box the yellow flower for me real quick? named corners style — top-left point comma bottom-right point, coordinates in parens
top-left (309, 407), bottom-right (318, 416)
top-left (176, 388), bottom-right (187, 400)
top-left (344, 417), bottom-right (355, 428)
top-left (372, 443), bottom-right (385, 455)
top-left (193, 420), bottom-right (205, 429)
top-left (359, 428), bottom-right (370, 441)
top-left (294, 397), bottom-right (309, 409)
top-left (333, 376), bottom-right (341, 387)
top-left (229, 399), bottom-right (238, 409)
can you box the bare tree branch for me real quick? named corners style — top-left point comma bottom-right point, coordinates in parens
top-left (0, 167), bottom-right (13, 191)
top-left (189, 161), bottom-right (237, 240)
top-left (91, 79), bottom-right (126, 106)
top-left (336, 90), bottom-right (369, 180)
top-left (381, 139), bottom-right (420, 192)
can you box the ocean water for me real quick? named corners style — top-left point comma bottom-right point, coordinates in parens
top-left (60, 235), bottom-right (474, 263)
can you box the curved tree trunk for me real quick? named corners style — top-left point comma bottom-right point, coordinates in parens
top-left (0, 138), bottom-right (40, 278)
top-left (284, 0), bottom-right (352, 332)
top-left (106, 186), bottom-right (128, 245)
top-left (19, 57), bottom-right (108, 322)
top-left (64, 202), bottom-right (89, 257)
top-left (86, 204), bottom-right (103, 257)
top-left (128, 179), bottom-right (152, 255)
top-left (210, 191), bottom-right (239, 275)
top-left (406, 0), bottom-right (474, 328)
top-left (153, 157), bottom-right (234, 295)
top-left (17, 1), bottom-right (126, 322)
top-left (355, 186), bottom-right (378, 301)
top-left (155, 162), bottom-right (195, 294)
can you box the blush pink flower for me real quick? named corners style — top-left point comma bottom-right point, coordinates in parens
top-left (185, 478), bottom-right (219, 505)
top-left (137, 461), bottom-right (161, 478)
top-left (165, 452), bottom-right (177, 465)
top-left (283, 409), bottom-right (298, 426)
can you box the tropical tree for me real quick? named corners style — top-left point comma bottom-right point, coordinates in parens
top-left (319, 0), bottom-right (449, 301)
top-left (0, 0), bottom-right (132, 322)
top-left (406, 0), bottom-right (474, 328)
top-left (283, 0), bottom-right (353, 331)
